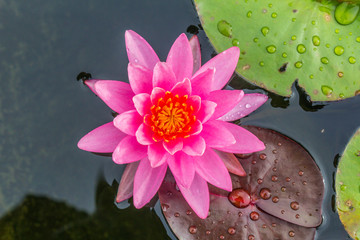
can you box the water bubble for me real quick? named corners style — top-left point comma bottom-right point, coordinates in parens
top-left (259, 153), bottom-right (267, 160)
top-left (261, 27), bottom-right (269, 36)
top-left (248, 235), bottom-right (255, 240)
top-left (289, 231), bottom-right (295, 237)
top-left (290, 201), bottom-right (300, 210)
top-left (312, 36), bottom-right (320, 46)
top-left (250, 211), bottom-right (260, 221)
top-left (228, 227), bottom-right (236, 235)
top-left (321, 57), bottom-right (329, 64)
top-left (260, 188), bottom-right (272, 200)
top-left (217, 20), bottom-right (232, 37)
top-left (247, 11), bottom-right (252, 18)
top-left (297, 44), bottom-right (306, 53)
top-left (232, 39), bottom-right (240, 46)
top-left (272, 196), bottom-right (279, 203)
top-left (298, 170), bottom-right (304, 176)
top-left (228, 188), bottom-right (251, 208)
top-left (334, 46), bottom-right (345, 56)
top-left (271, 12), bottom-right (277, 18)
top-left (294, 61), bottom-right (303, 68)
top-left (266, 45), bottom-right (276, 53)
top-left (271, 175), bottom-right (278, 182)
top-left (189, 226), bottom-right (197, 234)
top-left (321, 85), bottom-right (333, 96)
top-left (349, 56), bottom-right (356, 64)
top-left (335, 2), bottom-right (360, 25)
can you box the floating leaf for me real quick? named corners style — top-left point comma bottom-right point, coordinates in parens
top-left (159, 126), bottom-right (324, 239)
top-left (194, 0), bottom-right (360, 101)
top-left (336, 128), bottom-right (360, 239)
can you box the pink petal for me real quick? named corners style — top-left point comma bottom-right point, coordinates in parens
top-left (189, 120), bottom-right (203, 135)
top-left (196, 100), bottom-right (217, 123)
top-left (177, 173), bottom-right (209, 219)
top-left (113, 110), bottom-right (142, 136)
top-left (163, 138), bottom-right (183, 155)
top-left (168, 152), bottom-right (195, 188)
top-left (135, 124), bottom-right (155, 145)
top-left (194, 147), bottom-right (232, 191)
top-left (192, 47), bottom-right (240, 91)
top-left (113, 136), bottom-right (147, 164)
top-left (148, 142), bottom-right (171, 168)
top-left (213, 149), bottom-right (246, 177)
top-left (152, 62), bottom-right (177, 91)
top-left (94, 80), bottom-right (134, 114)
top-left (182, 135), bottom-right (206, 156)
top-left (200, 120), bottom-right (236, 148)
top-left (133, 93), bottom-right (151, 116)
top-left (84, 79), bottom-right (99, 95)
top-left (218, 93), bottom-right (268, 121)
top-left (150, 87), bottom-right (166, 104)
top-left (166, 33), bottom-right (193, 82)
top-left (125, 30), bottom-right (160, 70)
top-left (189, 35), bottom-right (201, 74)
top-left (78, 122), bottom-right (126, 153)
top-left (190, 68), bottom-right (215, 98)
top-left (133, 158), bottom-right (167, 208)
top-left (187, 95), bottom-right (201, 113)
top-left (206, 89), bottom-right (244, 120)
top-left (127, 63), bottom-right (153, 94)
top-left (116, 161), bottom-right (139, 203)
top-left (215, 122), bottom-right (265, 153)
top-left (170, 78), bottom-right (192, 96)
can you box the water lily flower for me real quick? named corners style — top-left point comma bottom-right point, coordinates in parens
top-left (78, 30), bottom-right (268, 219)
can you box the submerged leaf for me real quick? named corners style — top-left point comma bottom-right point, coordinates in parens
top-left (336, 128), bottom-right (360, 239)
top-left (194, 0), bottom-right (360, 101)
top-left (159, 126), bottom-right (324, 239)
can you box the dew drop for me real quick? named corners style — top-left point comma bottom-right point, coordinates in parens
top-left (334, 46), bottom-right (345, 56)
top-left (312, 36), bottom-right (320, 46)
top-left (259, 153), bottom-right (267, 160)
top-left (290, 201), bottom-right (300, 210)
top-left (271, 12), bottom-right (277, 18)
top-left (217, 20), bottom-right (232, 38)
top-left (321, 85), bottom-right (333, 96)
top-left (294, 61), bottom-right (303, 68)
top-left (247, 11), bottom-right (252, 18)
top-left (248, 235), bottom-right (255, 240)
top-left (250, 211), bottom-right (260, 221)
top-left (321, 57), bottom-right (329, 64)
top-left (261, 27), bottom-right (269, 36)
top-left (349, 56), bottom-right (356, 64)
top-left (298, 170), bottom-right (304, 176)
top-left (232, 39), bottom-right (240, 46)
top-left (228, 227), bottom-right (236, 235)
top-left (266, 45), bottom-right (276, 53)
top-left (228, 188), bottom-right (251, 208)
top-left (272, 196), bottom-right (279, 203)
top-left (189, 226), bottom-right (197, 234)
top-left (271, 175), bottom-right (278, 182)
top-left (289, 230), bottom-right (295, 237)
top-left (297, 44), bottom-right (306, 53)
top-left (260, 188), bottom-right (272, 200)
top-left (335, 2), bottom-right (360, 25)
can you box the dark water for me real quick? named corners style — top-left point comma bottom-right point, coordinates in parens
top-left (0, 0), bottom-right (357, 239)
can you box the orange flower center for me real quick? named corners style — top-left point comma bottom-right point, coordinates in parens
top-left (145, 91), bottom-right (196, 142)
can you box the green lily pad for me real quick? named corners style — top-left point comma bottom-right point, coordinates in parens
top-left (194, 0), bottom-right (360, 101)
top-left (336, 128), bottom-right (360, 239)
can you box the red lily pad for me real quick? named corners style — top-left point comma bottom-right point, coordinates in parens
top-left (158, 126), bottom-right (324, 239)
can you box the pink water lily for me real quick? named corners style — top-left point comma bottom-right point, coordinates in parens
top-left (78, 30), bottom-right (268, 219)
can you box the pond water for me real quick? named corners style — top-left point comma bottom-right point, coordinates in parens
top-left (0, 0), bottom-right (357, 239)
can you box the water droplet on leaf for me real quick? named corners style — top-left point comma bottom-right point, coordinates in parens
top-left (312, 36), bottom-right (320, 46)
top-left (261, 26), bottom-right (269, 36)
top-left (217, 20), bottom-right (232, 37)
top-left (266, 45), bottom-right (276, 53)
top-left (335, 2), bottom-right (360, 25)
top-left (334, 46), bottom-right (345, 56)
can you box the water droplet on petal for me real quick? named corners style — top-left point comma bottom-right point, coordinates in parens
top-left (286, 177), bottom-right (291, 182)
top-left (189, 226), bottom-right (197, 234)
top-left (248, 235), bottom-right (255, 240)
top-left (228, 188), bottom-right (251, 208)
top-left (217, 20), bottom-right (232, 38)
top-left (257, 178), bottom-right (263, 184)
top-left (186, 210), bottom-right (192, 215)
top-left (289, 230), bottom-right (295, 237)
top-left (250, 211), bottom-right (259, 221)
top-left (174, 212), bottom-right (180, 217)
top-left (298, 170), bottom-right (304, 176)
top-left (162, 204), bottom-right (169, 211)
top-left (260, 188), bottom-right (272, 200)
top-left (290, 201), bottom-right (300, 210)
top-left (228, 227), bottom-right (236, 235)
top-left (271, 175), bottom-right (278, 182)
top-left (206, 230), bottom-right (211, 235)
top-left (245, 103), bottom-right (251, 108)
top-left (259, 153), bottom-right (267, 160)
top-left (219, 235), bottom-right (225, 239)
top-left (281, 186), bottom-right (286, 192)
top-left (272, 196), bottom-right (279, 203)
